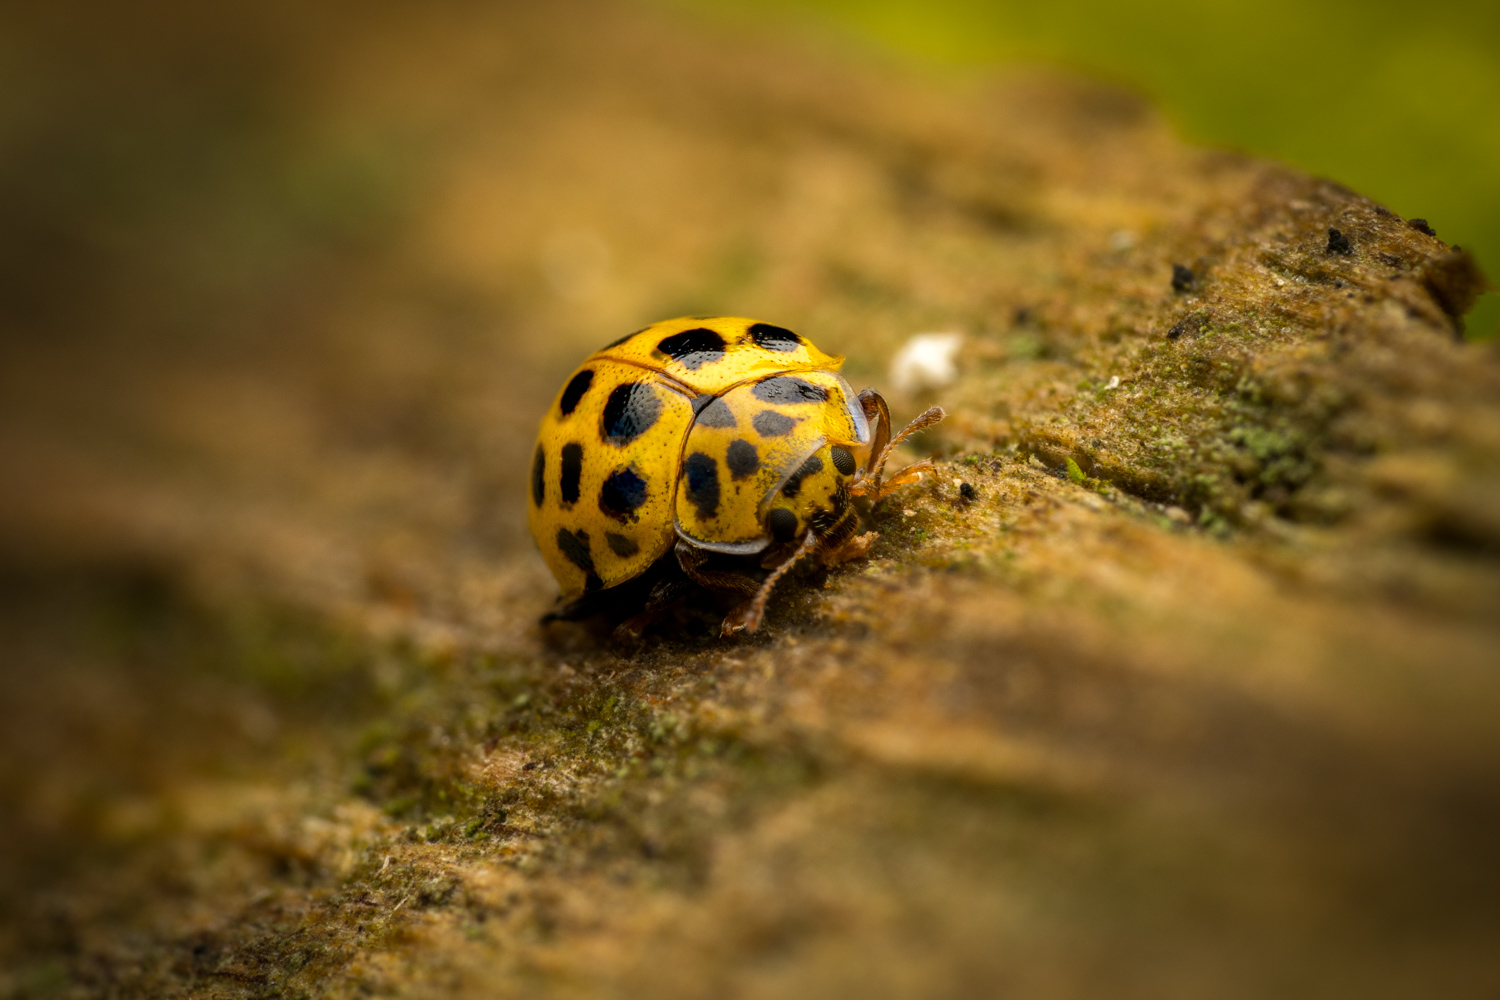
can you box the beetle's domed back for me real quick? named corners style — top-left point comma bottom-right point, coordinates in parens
top-left (591, 317), bottom-right (842, 395)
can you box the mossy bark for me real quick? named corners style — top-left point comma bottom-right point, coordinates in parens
top-left (2, 2), bottom-right (1498, 998)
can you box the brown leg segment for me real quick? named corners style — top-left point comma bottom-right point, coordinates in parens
top-left (867, 405), bottom-right (945, 491)
top-left (674, 541), bottom-right (762, 599)
top-left (820, 530), bottom-right (879, 566)
top-left (866, 458), bottom-right (935, 503)
top-left (849, 401), bottom-right (946, 502)
top-left (676, 541), bottom-right (772, 638)
top-left (856, 387), bottom-right (892, 481)
top-left (727, 529), bottom-right (820, 636)
top-left (612, 573), bottom-right (694, 641)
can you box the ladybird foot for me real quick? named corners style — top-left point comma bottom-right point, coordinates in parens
top-left (868, 459), bottom-right (934, 502)
top-left (612, 614), bottom-right (652, 643)
top-left (720, 601), bottom-right (755, 637)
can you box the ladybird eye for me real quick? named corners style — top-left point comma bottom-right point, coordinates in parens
top-left (830, 445), bottom-right (856, 476)
top-left (767, 507), bottom-right (799, 543)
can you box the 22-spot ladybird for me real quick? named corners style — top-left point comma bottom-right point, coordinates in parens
top-left (529, 316), bottom-right (943, 635)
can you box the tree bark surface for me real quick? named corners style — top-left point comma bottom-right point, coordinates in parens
top-left (1, 2), bottom-right (1498, 997)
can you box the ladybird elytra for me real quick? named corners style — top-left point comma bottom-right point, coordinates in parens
top-left (595, 316), bottom-right (842, 393)
top-left (529, 316), bottom-right (944, 632)
top-left (530, 356), bottom-right (697, 597)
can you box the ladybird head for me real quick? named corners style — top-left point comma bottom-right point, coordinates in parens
top-left (760, 442), bottom-right (859, 545)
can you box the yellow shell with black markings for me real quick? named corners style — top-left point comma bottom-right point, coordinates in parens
top-left (528, 316), bottom-right (871, 598)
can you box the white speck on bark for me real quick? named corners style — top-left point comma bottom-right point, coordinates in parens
top-left (890, 332), bottom-right (962, 393)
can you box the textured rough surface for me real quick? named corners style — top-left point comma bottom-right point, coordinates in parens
top-left (2, 2), bottom-right (1499, 998)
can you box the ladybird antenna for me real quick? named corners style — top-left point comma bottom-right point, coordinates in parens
top-left (868, 406), bottom-right (946, 496)
top-left (739, 529), bottom-right (819, 634)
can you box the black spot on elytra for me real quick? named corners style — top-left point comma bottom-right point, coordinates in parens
top-left (1327, 228), bottom-right (1353, 255)
top-left (606, 532), bottom-right (639, 557)
top-left (530, 446), bottom-right (545, 505)
top-left (830, 445), bottom-right (856, 476)
top-left (752, 376), bottom-right (828, 404)
top-left (747, 323), bottom-right (801, 352)
top-left (657, 327), bottom-right (726, 370)
top-left (752, 410), bottom-right (797, 436)
top-left (767, 507), bottom-right (799, 543)
top-left (601, 383), bottom-right (660, 445)
top-left (560, 443), bottom-right (583, 504)
top-left (559, 369), bottom-right (594, 416)
top-left (1171, 264), bottom-right (1195, 293)
top-left (600, 468), bottom-right (648, 521)
top-left (694, 397), bottom-right (737, 429)
top-left (683, 452), bottom-right (720, 519)
top-left (557, 528), bottom-right (594, 572)
top-left (726, 440), bottom-right (759, 479)
top-left (780, 453), bottom-right (824, 499)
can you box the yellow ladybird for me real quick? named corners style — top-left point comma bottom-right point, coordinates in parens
top-left (528, 316), bottom-right (943, 635)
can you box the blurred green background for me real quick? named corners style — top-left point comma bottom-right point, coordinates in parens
top-left (689, 0), bottom-right (1500, 338)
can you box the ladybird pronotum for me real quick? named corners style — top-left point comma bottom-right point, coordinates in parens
top-left (528, 316), bottom-right (943, 635)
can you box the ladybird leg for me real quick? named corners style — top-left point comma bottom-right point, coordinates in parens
top-left (729, 529), bottom-right (820, 635)
top-left (803, 504), bottom-right (865, 565)
top-left (867, 458), bottom-right (936, 503)
top-left (872, 406), bottom-right (945, 486)
top-left (613, 575), bottom-right (693, 641)
top-left (851, 406), bottom-right (946, 502)
top-left (820, 530), bottom-right (879, 566)
top-left (856, 388), bottom-right (891, 481)
top-left (675, 542), bottom-right (762, 599)
top-left (675, 543), bottom-right (765, 637)
top-left (540, 591), bottom-right (604, 624)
